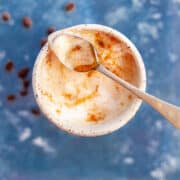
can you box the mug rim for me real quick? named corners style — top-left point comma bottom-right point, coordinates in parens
top-left (32, 24), bottom-right (146, 136)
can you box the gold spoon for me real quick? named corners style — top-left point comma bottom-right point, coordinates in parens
top-left (48, 33), bottom-right (180, 129)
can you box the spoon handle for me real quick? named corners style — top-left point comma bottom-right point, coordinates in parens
top-left (97, 64), bottom-right (180, 129)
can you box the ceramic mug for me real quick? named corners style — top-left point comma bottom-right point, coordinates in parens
top-left (32, 24), bottom-right (146, 136)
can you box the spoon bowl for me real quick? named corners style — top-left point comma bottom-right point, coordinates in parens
top-left (48, 33), bottom-right (99, 72)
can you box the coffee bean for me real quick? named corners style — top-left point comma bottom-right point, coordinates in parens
top-left (22, 16), bottom-right (32, 28)
top-left (18, 67), bottom-right (30, 79)
top-left (5, 60), bottom-right (14, 72)
top-left (1, 11), bottom-right (11, 22)
top-left (7, 94), bottom-right (16, 101)
top-left (47, 26), bottom-right (56, 35)
top-left (31, 108), bottom-right (41, 116)
top-left (65, 2), bottom-right (75, 12)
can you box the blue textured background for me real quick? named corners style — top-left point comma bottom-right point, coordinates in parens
top-left (0, 0), bottom-right (180, 179)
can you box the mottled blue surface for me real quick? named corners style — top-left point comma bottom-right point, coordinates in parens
top-left (0, 0), bottom-right (180, 179)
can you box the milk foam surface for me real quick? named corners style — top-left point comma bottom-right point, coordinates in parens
top-left (33, 24), bottom-right (145, 136)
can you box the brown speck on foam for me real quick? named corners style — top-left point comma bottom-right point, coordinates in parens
top-left (74, 64), bottom-right (96, 72)
top-left (47, 26), bottom-right (56, 35)
top-left (7, 94), bottom-right (16, 102)
top-left (22, 16), bottom-right (32, 28)
top-left (64, 85), bottom-right (99, 107)
top-left (96, 39), bottom-right (105, 48)
top-left (107, 44), bottom-right (112, 48)
top-left (123, 52), bottom-right (134, 61)
top-left (87, 114), bottom-right (97, 122)
top-left (115, 84), bottom-right (120, 91)
top-left (103, 54), bottom-right (110, 61)
top-left (71, 45), bottom-right (81, 51)
top-left (95, 31), bottom-right (101, 38)
top-left (56, 109), bottom-right (61, 113)
top-left (18, 67), bottom-right (29, 79)
top-left (87, 111), bottom-right (105, 123)
top-left (63, 93), bottom-right (73, 99)
top-left (120, 102), bottom-right (124, 106)
top-left (86, 103), bottom-right (105, 123)
top-left (45, 58), bottom-right (52, 67)
top-left (87, 71), bottom-right (94, 77)
top-left (110, 35), bottom-right (119, 43)
top-left (1, 11), bottom-right (11, 22)
top-left (65, 2), bottom-right (75, 12)
top-left (40, 37), bottom-right (47, 47)
top-left (31, 108), bottom-right (41, 116)
top-left (41, 90), bottom-right (54, 103)
top-left (5, 60), bottom-right (14, 72)
top-left (128, 95), bottom-right (132, 100)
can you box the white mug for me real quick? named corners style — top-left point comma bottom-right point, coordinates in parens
top-left (32, 24), bottom-right (146, 136)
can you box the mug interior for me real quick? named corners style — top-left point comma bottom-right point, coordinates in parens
top-left (33, 24), bottom-right (146, 136)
